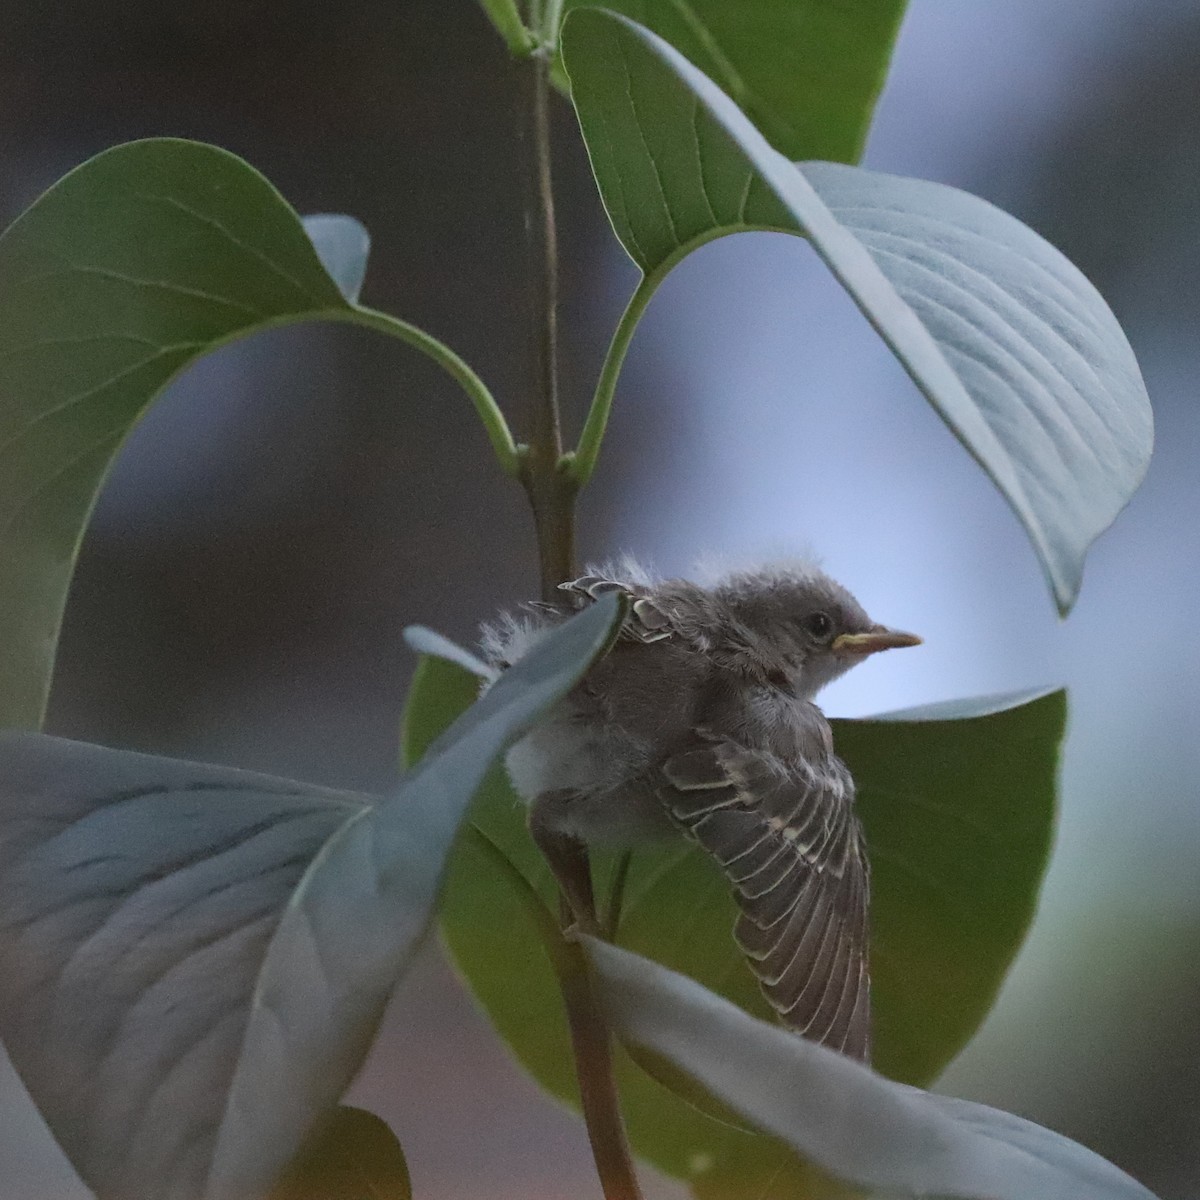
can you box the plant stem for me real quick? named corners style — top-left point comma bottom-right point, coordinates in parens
top-left (338, 306), bottom-right (520, 477)
top-left (516, 45), bottom-right (643, 1200)
top-left (519, 43), bottom-right (577, 600)
top-left (567, 272), bottom-right (658, 487)
top-left (479, 0), bottom-right (537, 55)
top-left (556, 938), bottom-right (644, 1200)
top-left (541, 0), bottom-right (566, 44)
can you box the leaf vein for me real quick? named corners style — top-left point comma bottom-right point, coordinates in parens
top-left (134, 191), bottom-right (320, 304)
top-left (856, 225), bottom-right (1119, 434)
top-left (615, 38), bottom-right (682, 249)
top-left (0, 343), bottom-right (202, 462)
top-left (0, 425), bottom-right (124, 549)
top-left (865, 244), bottom-right (1109, 481)
top-left (11, 265), bottom-right (268, 320)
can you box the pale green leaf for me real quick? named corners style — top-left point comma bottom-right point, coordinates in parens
top-left (589, 938), bottom-right (1159, 1200)
top-left (302, 215), bottom-right (371, 304)
top-left (0, 596), bottom-right (623, 1200)
top-left (563, 10), bottom-right (1152, 613)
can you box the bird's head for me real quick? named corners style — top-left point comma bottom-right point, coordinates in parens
top-left (707, 564), bottom-right (921, 699)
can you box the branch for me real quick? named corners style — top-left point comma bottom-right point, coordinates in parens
top-left (515, 43), bottom-right (643, 1200)
top-left (340, 306), bottom-right (519, 477)
top-left (477, 0), bottom-right (537, 56)
top-left (566, 273), bottom-right (658, 487)
top-left (519, 45), bottom-right (576, 598)
top-left (555, 935), bottom-right (645, 1200)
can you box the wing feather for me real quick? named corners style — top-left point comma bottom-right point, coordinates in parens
top-left (558, 573), bottom-right (676, 644)
top-left (658, 735), bottom-right (871, 1061)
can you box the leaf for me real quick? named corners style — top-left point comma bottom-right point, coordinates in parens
top-left (302, 215), bottom-right (371, 304)
top-left (0, 137), bottom-right (513, 731)
top-left (557, 0), bottom-right (908, 163)
top-left (832, 690), bottom-right (1064, 1085)
top-left (587, 938), bottom-right (1160, 1200)
top-left (406, 651), bottom-right (1063, 1195)
top-left (269, 1106), bottom-right (411, 1200)
top-left (562, 10), bottom-right (1153, 613)
top-left (402, 625), bottom-right (493, 685)
top-left (406, 659), bottom-right (581, 1106)
top-left (0, 595), bottom-right (624, 1200)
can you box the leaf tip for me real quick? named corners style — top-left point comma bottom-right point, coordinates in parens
top-left (402, 626), bottom-right (492, 679)
top-left (302, 213), bottom-right (371, 303)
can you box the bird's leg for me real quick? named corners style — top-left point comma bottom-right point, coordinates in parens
top-left (529, 790), bottom-right (600, 935)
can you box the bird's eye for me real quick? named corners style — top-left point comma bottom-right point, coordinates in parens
top-left (802, 611), bottom-right (834, 642)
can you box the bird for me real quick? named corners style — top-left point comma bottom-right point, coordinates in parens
top-left (479, 559), bottom-right (921, 1062)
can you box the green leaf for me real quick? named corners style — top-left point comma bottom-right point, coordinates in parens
top-left (562, 10), bottom-right (1153, 614)
top-left (0, 595), bottom-right (623, 1200)
top-left (402, 625), bottom-right (493, 694)
top-left (557, 1), bottom-right (907, 163)
top-left (406, 649), bottom-right (1063, 1195)
top-left (0, 138), bottom-right (515, 731)
top-left (835, 690), bottom-right (1064, 1084)
top-left (269, 1106), bottom-right (411, 1200)
top-left (588, 939), bottom-right (1160, 1200)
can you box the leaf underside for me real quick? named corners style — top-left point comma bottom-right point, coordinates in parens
top-left (589, 939), bottom-right (1159, 1200)
top-left (562, 9), bottom-right (1152, 614)
top-left (0, 597), bottom-right (624, 1200)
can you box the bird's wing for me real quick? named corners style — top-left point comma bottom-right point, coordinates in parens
top-left (657, 734), bottom-right (871, 1061)
top-left (557, 573), bottom-right (675, 644)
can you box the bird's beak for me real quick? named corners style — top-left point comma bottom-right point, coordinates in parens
top-left (832, 625), bottom-right (922, 656)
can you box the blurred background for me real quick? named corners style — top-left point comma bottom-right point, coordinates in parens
top-left (1, 1), bottom-right (1198, 1196)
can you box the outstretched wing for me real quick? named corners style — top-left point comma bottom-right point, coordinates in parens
top-left (657, 734), bottom-right (871, 1061)
top-left (558, 573), bottom-right (674, 644)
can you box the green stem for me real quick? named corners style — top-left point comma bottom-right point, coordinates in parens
top-left (565, 272), bottom-right (658, 487)
top-left (467, 830), bottom-right (643, 1200)
top-left (478, 0), bottom-right (538, 56)
top-left (525, 0), bottom-right (545, 37)
top-left (515, 41), bottom-right (642, 1200)
top-left (518, 38), bottom-right (577, 598)
top-left (339, 305), bottom-right (520, 478)
top-left (458, 830), bottom-right (644, 1200)
top-left (605, 850), bottom-right (633, 940)
top-left (554, 938), bottom-right (644, 1200)
top-left (465, 825), bottom-right (562, 949)
top-left (541, 0), bottom-right (566, 45)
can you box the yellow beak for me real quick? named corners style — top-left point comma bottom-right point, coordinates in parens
top-left (831, 625), bottom-right (922, 656)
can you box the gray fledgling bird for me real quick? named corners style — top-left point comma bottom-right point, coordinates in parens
top-left (481, 560), bottom-right (920, 1062)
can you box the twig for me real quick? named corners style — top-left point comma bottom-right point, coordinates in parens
top-left (518, 42), bottom-right (576, 600)
top-left (515, 42), bottom-right (644, 1200)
